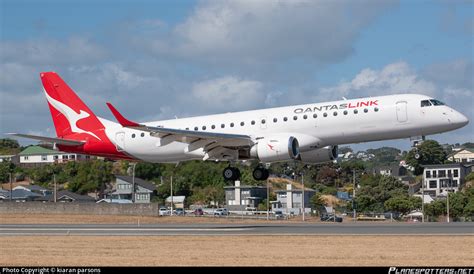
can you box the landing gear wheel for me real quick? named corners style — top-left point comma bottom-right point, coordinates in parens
top-left (253, 167), bottom-right (270, 181)
top-left (223, 167), bottom-right (240, 181)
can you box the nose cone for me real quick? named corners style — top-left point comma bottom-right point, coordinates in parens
top-left (453, 110), bottom-right (469, 128)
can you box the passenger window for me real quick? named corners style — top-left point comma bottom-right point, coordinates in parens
top-left (202, 126), bottom-right (206, 130)
top-left (364, 108), bottom-right (368, 113)
top-left (283, 117), bottom-right (288, 122)
top-left (261, 119), bottom-right (265, 124)
top-left (323, 113), bottom-right (328, 117)
top-left (313, 114), bottom-right (317, 118)
top-left (221, 124), bottom-right (225, 128)
top-left (333, 112), bottom-right (337, 116)
top-left (230, 123), bottom-right (234, 127)
top-left (211, 125), bottom-right (215, 129)
top-left (132, 134), bottom-right (136, 138)
top-left (293, 116), bottom-right (298, 120)
top-left (240, 122), bottom-right (245, 126)
top-left (194, 127), bottom-right (198, 131)
top-left (374, 107), bottom-right (379, 112)
top-left (251, 120), bottom-right (255, 125)
top-left (354, 109), bottom-right (358, 114)
top-left (141, 133), bottom-right (145, 137)
top-left (186, 127), bottom-right (189, 130)
top-left (343, 110), bottom-right (348, 115)
top-left (421, 100), bottom-right (431, 107)
top-left (273, 118), bottom-right (277, 123)
top-left (303, 115), bottom-right (308, 119)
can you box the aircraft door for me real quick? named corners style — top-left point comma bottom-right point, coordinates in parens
top-left (115, 132), bottom-right (125, 151)
top-left (396, 101), bottom-right (408, 123)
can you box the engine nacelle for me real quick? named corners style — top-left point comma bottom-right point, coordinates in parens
top-left (298, 145), bottom-right (338, 164)
top-left (250, 135), bottom-right (300, 162)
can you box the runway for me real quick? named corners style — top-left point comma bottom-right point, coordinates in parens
top-left (0, 222), bottom-right (472, 236)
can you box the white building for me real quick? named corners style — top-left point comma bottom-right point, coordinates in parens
top-left (273, 184), bottom-right (315, 214)
top-left (448, 148), bottom-right (474, 163)
top-left (18, 146), bottom-right (93, 167)
top-left (423, 164), bottom-right (470, 197)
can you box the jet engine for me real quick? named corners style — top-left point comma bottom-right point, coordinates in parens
top-left (250, 135), bottom-right (300, 162)
top-left (298, 145), bottom-right (338, 164)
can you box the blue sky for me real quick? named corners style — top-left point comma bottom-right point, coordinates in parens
top-left (1, 0), bottom-right (473, 151)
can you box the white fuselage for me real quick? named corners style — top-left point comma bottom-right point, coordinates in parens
top-left (100, 94), bottom-right (468, 163)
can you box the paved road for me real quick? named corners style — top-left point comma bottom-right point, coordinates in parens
top-left (0, 222), bottom-right (472, 236)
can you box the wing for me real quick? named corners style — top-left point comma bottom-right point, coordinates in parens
top-left (7, 133), bottom-right (85, 146)
top-left (106, 103), bottom-right (254, 160)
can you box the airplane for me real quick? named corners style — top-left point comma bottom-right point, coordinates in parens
top-left (9, 72), bottom-right (469, 181)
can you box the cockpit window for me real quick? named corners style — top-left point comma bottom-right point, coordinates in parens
top-left (430, 99), bottom-right (445, 106)
top-left (421, 100), bottom-right (432, 107)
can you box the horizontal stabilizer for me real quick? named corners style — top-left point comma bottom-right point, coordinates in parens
top-left (6, 133), bottom-right (85, 146)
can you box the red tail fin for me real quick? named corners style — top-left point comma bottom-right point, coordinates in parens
top-left (41, 72), bottom-right (105, 141)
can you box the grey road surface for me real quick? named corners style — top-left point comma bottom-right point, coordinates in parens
top-left (0, 222), bottom-right (472, 236)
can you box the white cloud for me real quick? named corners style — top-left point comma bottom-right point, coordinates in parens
top-left (319, 62), bottom-right (437, 100)
top-left (0, 37), bottom-right (106, 65)
top-left (135, 0), bottom-right (394, 67)
top-left (191, 76), bottom-right (264, 112)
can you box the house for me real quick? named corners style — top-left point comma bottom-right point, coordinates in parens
top-left (224, 180), bottom-right (267, 210)
top-left (376, 164), bottom-right (408, 177)
top-left (448, 148), bottom-right (474, 163)
top-left (18, 146), bottom-right (93, 167)
top-left (0, 155), bottom-right (19, 164)
top-left (422, 163), bottom-right (470, 197)
top-left (165, 195), bottom-right (186, 209)
top-left (52, 190), bottom-right (96, 203)
top-left (0, 189), bottom-right (42, 201)
top-left (273, 184), bottom-right (315, 214)
top-left (13, 185), bottom-right (52, 196)
top-left (109, 175), bottom-right (156, 203)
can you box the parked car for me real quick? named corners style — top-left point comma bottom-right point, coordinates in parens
top-left (273, 210), bottom-right (284, 220)
top-left (214, 208), bottom-right (229, 216)
top-left (159, 207), bottom-right (170, 216)
top-left (193, 208), bottom-right (204, 216)
top-left (174, 208), bottom-right (185, 216)
top-left (320, 213), bottom-right (343, 222)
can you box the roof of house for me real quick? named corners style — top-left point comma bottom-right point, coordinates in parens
top-left (166, 196), bottom-right (185, 203)
top-left (96, 198), bottom-right (133, 204)
top-left (274, 188), bottom-right (315, 193)
top-left (115, 175), bottom-right (156, 191)
top-left (423, 163), bottom-right (469, 169)
top-left (18, 146), bottom-right (63, 156)
top-left (223, 185), bottom-right (267, 189)
top-left (55, 190), bottom-right (96, 202)
top-left (0, 189), bottom-right (42, 199)
top-left (13, 185), bottom-right (48, 192)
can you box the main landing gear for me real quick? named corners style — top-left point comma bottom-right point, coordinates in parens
top-left (222, 165), bottom-right (270, 181)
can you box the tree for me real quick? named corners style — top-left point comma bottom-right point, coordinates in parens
top-left (68, 160), bottom-right (113, 194)
top-left (384, 196), bottom-right (421, 214)
top-left (135, 162), bottom-right (162, 180)
top-left (310, 193), bottom-right (325, 214)
top-left (406, 140), bottom-right (447, 175)
top-left (0, 161), bottom-right (15, 183)
top-left (425, 199), bottom-right (446, 219)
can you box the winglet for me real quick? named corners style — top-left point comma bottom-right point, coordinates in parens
top-left (106, 102), bottom-right (141, 127)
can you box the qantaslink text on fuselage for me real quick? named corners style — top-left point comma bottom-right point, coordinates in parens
top-left (294, 100), bottom-right (379, 113)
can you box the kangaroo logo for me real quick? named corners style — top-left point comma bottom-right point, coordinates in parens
top-left (44, 89), bottom-right (101, 141)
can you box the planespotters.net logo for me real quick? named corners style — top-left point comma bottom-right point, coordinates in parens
top-left (388, 268), bottom-right (473, 274)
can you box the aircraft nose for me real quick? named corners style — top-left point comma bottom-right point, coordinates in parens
top-left (453, 111), bottom-right (469, 127)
